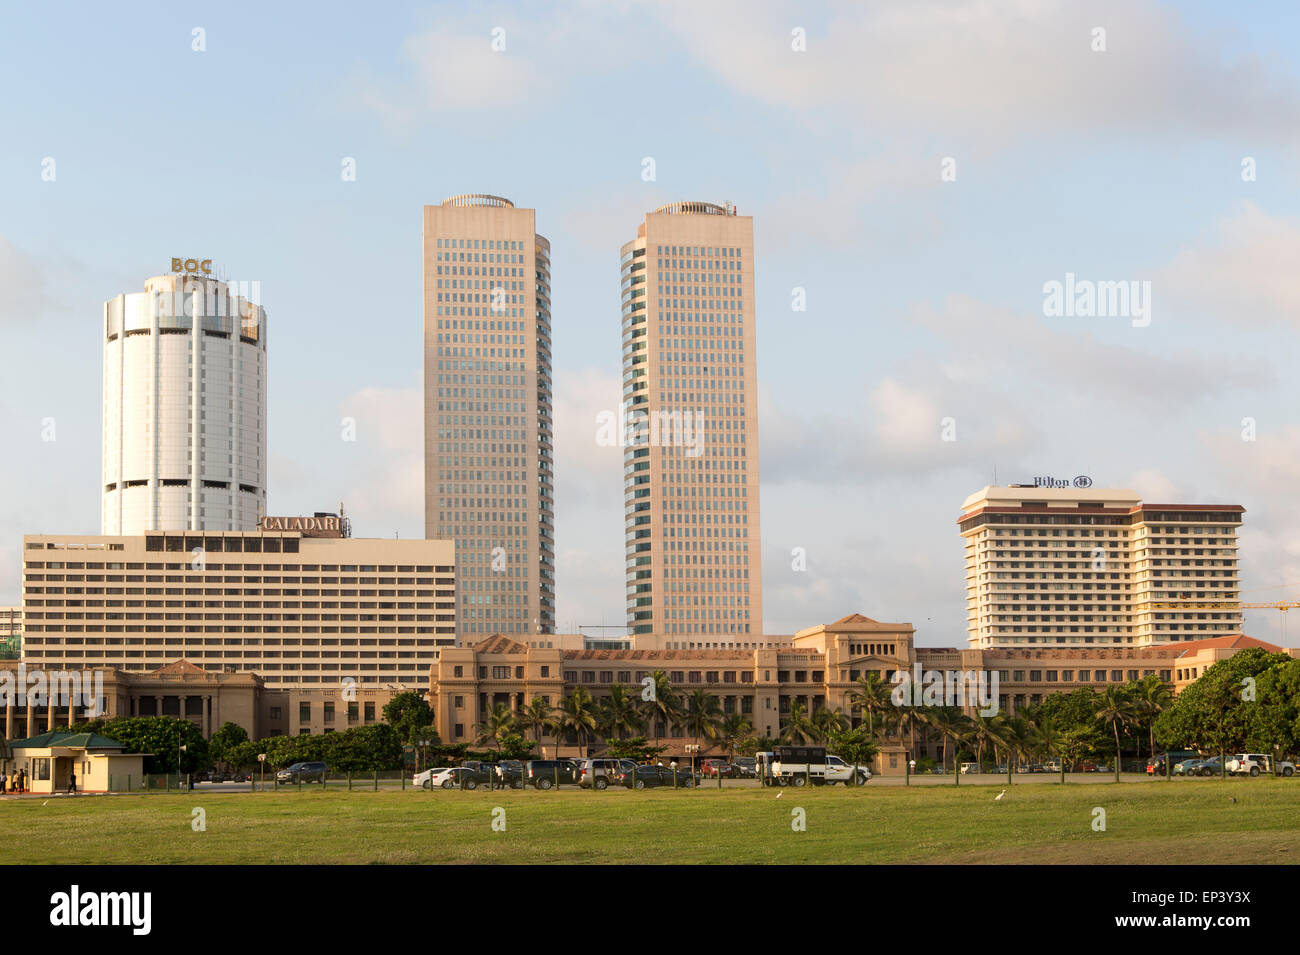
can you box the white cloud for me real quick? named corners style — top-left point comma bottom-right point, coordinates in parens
top-left (1156, 201), bottom-right (1300, 328)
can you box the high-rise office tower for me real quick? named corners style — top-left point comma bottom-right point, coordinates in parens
top-left (620, 201), bottom-right (762, 639)
top-left (423, 195), bottom-right (555, 638)
top-left (959, 485), bottom-right (1244, 649)
top-left (102, 267), bottom-right (267, 534)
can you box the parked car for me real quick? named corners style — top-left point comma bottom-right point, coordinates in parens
top-left (525, 759), bottom-right (579, 789)
top-left (617, 764), bottom-right (699, 790)
top-left (425, 767), bottom-right (479, 790)
top-left (1227, 754), bottom-right (1297, 777)
top-left (701, 758), bottom-right (737, 778)
top-left (732, 758), bottom-right (758, 778)
top-left (414, 767), bottom-right (449, 789)
top-left (1147, 751), bottom-right (1197, 776)
top-left (206, 769), bottom-right (228, 784)
top-left (230, 772), bottom-right (250, 783)
top-left (574, 757), bottom-right (633, 790)
top-left (1196, 756), bottom-right (1224, 777)
top-left (1075, 761), bottom-right (1099, 773)
top-left (493, 760), bottom-right (526, 789)
top-left (1173, 758), bottom-right (1203, 776)
top-left (276, 761), bottom-right (328, 784)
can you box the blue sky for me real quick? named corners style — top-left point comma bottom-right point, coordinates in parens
top-left (4, 1), bottom-right (1300, 646)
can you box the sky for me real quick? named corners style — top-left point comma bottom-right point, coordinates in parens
top-left (3, 0), bottom-right (1300, 648)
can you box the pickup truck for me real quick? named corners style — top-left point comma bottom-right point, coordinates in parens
top-left (763, 746), bottom-right (871, 786)
top-left (1225, 754), bottom-right (1297, 777)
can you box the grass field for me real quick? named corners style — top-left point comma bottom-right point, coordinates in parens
top-left (7, 779), bottom-right (1300, 864)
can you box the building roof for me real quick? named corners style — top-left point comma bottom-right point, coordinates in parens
top-left (473, 634), bottom-right (531, 655)
top-left (9, 730), bottom-right (126, 751)
top-left (151, 659), bottom-right (208, 675)
top-left (832, 613), bottom-right (881, 625)
top-left (563, 649), bottom-right (755, 661)
top-left (1163, 634), bottom-right (1283, 657)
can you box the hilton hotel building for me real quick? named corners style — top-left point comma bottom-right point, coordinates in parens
top-left (620, 202), bottom-right (762, 640)
top-left (960, 485), bottom-right (1244, 649)
top-left (423, 195), bottom-right (555, 639)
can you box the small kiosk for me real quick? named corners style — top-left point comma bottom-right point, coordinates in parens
top-left (6, 731), bottom-right (146, 794)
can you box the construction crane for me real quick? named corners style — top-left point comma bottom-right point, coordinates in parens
top-left (1145, 601), bottom-right (1300, 644)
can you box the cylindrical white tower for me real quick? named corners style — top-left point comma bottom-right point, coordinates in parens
top-left (102, 271), bottom-right (267, 534)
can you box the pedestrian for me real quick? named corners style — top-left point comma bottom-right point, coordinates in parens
top-left (18, 768), bottom-right (26, 793)
top-left (68, 770), bottom-right (77, 795)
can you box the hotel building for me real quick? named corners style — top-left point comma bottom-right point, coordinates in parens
top-left (18, 530), bottom-right (456, 694)
top-left (959, 485), bottom-right (1244, 649)
top-left (620, 201), bottom-right (762, 640)
top-left (423, 195), bottom-right (555, 638)
top-left (102, 269), bottom-right (267, 534)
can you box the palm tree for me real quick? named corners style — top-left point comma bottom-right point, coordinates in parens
top-left (555, 687), bottom-right (599, 758)
top-left (641, 670), bottom-right (683, 748)
top-left (967, 712), bottom-right (1006, 774)
top-left (516, 696), bottom-right (555, 758)
top-left (1003, 716), bottom-right (1035, 773)
top-left (1095, 685), bottom-right (1138, 781)
top-left (848, 673), bottom-right (892, 737)
top-left (812, 706), bottom-right (849, 740)
top-left (893, 681), bottom-right (926, 761)
top-left (719, 712), bottom-right (753, 762)
top-left (682, 689), bottom-right (724, 754)
top-left (474, 701), bottom-right (516, 751)
top-left (925, 707), bottom-right (971, 774)
top-left (596, 684), bottom-right (644, 743)
top-left (780, 701), bottom-right (819, 744)
top-left (1031, 714), bottom-right (1064, 773)
top-left (1135, 676), bottom-right (1173, 761)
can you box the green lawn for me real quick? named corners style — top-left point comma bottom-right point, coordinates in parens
top-left (7, 779), bottom-right (1300, 864)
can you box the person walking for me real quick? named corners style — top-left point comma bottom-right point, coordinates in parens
top-left (18, 768), bottom-right (26, 793)
top-left (68, 770), bottom-right (77, 795)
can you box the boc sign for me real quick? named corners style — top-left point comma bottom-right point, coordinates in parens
top-left (171, 257), bottom-right (213, 275)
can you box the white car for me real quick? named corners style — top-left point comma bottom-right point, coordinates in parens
top-left (413, 767), bottom-right (450, 790)
top-left (1226, 754), bottom-right (1296, 777)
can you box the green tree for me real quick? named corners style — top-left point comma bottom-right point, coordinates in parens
top-left (718, 712), bottom-right (754, 762)
top-left (812, 706), bottom-right (849, 740)
top-left (848, 673), bottom-right (892, 738)
top-left (641, 670), bottom-right (683, 748)
top-left (1095, 685), bottom-right (1139, 780)
top-left (208, 721), bottom-right (249, 769)
top-left (596, 684), bottom-right (645, 742)
top-left (516, 697), bottom-right (555, 758)
top-left (604, 736), bottom-right (667, 762)
top-left (555, 688), bottom-right (599, 757)
top-left (383, 691), bottom-right (435, 744)
top-left (495, 733), bottom-right (537, 761)
top-left (682, 689), bottom-right (724, 752)
top-left (475, 701), bottom-right (517, 751)
top-left (780, 701), bottom-right (819, 744)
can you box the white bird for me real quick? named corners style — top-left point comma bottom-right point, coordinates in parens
top-left (42, 801), bottom-right (48, 806)
top-left (776, 791), bottom-right (783, 799)
top-left (995, 790), bottom-right (1006, 801)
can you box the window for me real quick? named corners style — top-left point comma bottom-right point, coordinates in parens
top-left (453, 665), bottom-right (463, 678)
top-left (492, 666), bottom-right (509, 679)
top-left (364, 702), bottom-right (375, 722)
top-left (269, 706), bottom-right (282, 720)
top-left (540, 666), bottom-right (549, 677)
top-left (298, 702), bottom-right (311, 722)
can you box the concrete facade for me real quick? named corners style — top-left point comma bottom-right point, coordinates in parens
top-left (423, 194), bottom-right (556, 639)
top-left (103, 272), bottom-right (267, 534)
top-left (959, 486), bottom-right (1244, 649)
top-left (621, 201), bottom-right (762, 640)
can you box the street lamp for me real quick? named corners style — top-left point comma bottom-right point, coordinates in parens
top-left (178, 743), bottom-right (188, 790)
top-left (257, 752), bottom-right (266, 791)
top-left (907, 758), bottom-right (916, 787)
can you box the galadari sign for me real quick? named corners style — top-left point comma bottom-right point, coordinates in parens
top-left (259, 515), bottom-right (342, 538)
top-left (1033, 475), bottom-right (1093, 489)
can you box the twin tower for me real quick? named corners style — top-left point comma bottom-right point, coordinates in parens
top-left (101, 196), bottom-right (762, 642)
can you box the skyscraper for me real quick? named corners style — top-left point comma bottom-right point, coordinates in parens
top-left (102, 267), bottom-right (266, 534)
top-left (959, 485), bottom-right (1244, 648)
top-left (423, 194), bottom-right (555, 638)
top-left (620, 201), bottom-right (762, 639)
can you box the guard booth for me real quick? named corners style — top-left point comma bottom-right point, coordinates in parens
top-left (6, 731), bottom-right (146, 794)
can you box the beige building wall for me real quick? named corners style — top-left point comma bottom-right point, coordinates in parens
top-left (959, 486), bottom-right (1243, 649)
top-left (423, 194), bottom-right (555, 640)
top-left (621, 201), bottom-right (761, 642)
top-left (19, 532), bottom-right (456, 692)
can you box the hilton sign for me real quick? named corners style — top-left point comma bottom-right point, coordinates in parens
top-left (259, 515), bottom-right (343, 538)
top-left (1033, 475), bottom-right (1093, 489)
